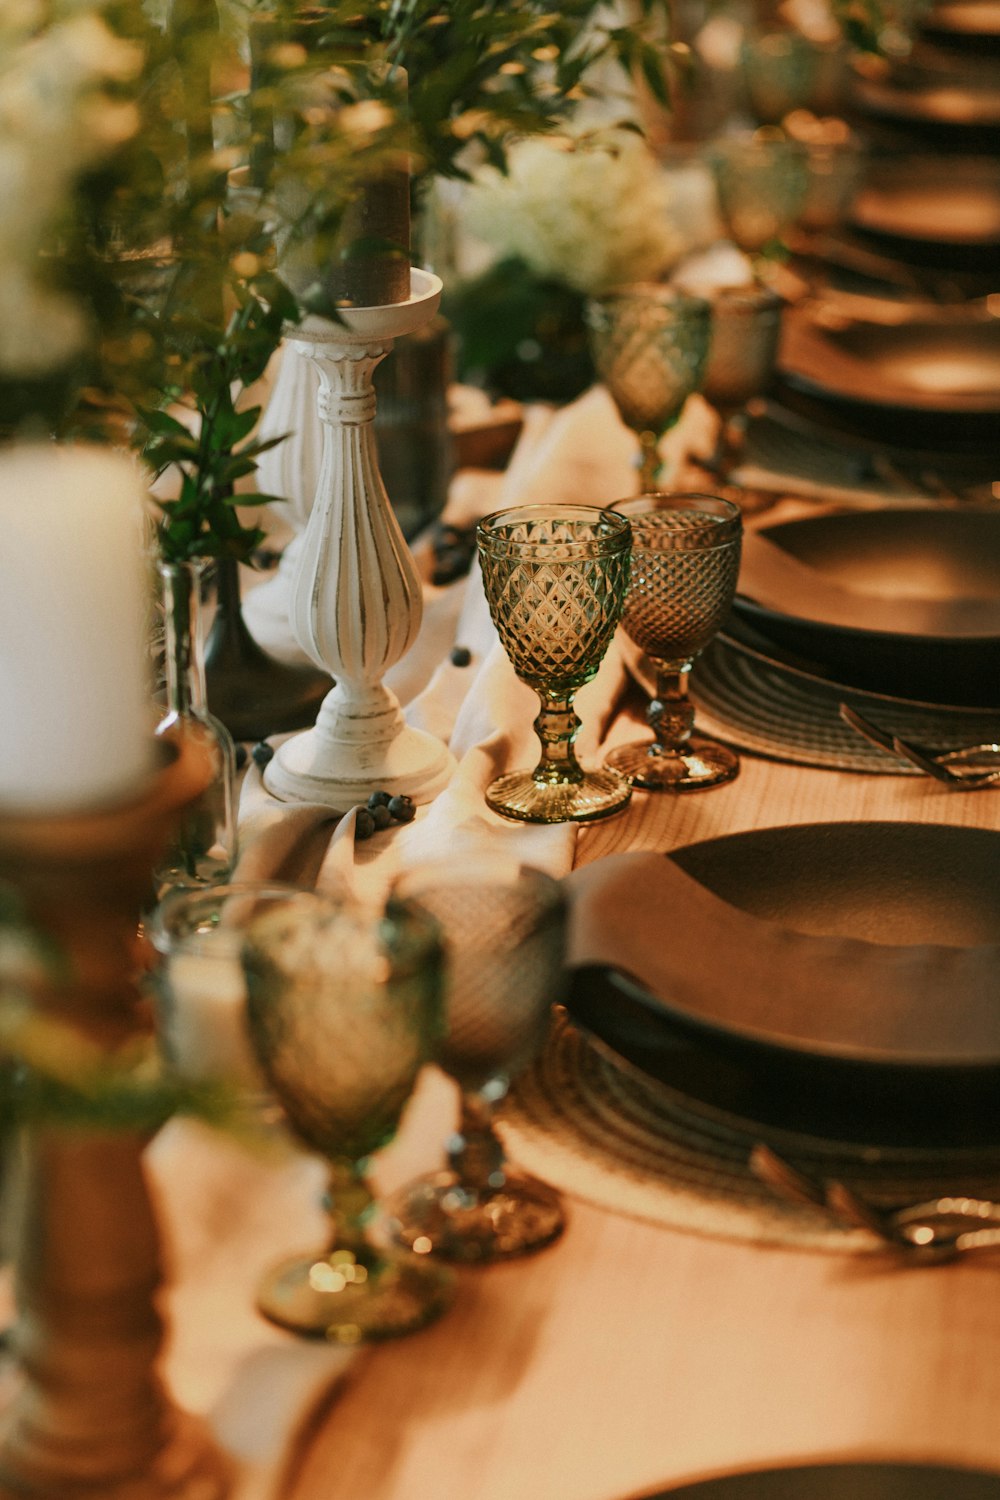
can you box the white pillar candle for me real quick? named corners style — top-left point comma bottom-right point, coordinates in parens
top-left (0, 444), bottom-right (154, 813)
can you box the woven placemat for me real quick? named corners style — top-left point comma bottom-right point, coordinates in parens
top-left (499, 1013), bottom-right (1000, 1254)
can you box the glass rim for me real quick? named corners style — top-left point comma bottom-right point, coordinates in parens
top-left (149, 880), bottom-right (321, 952)
top-left (584, 284), bottom-right (711, 319)
top-left (608, 491), bottom-right (743, 547)
top-left (710, 132), bottom-right (810, 162)
top-left (476, 503), bottom-right (632, 559)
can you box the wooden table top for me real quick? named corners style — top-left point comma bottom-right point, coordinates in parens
top-left (285, 706), bottom-right (1000, 1500)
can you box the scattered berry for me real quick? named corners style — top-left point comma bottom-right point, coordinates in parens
top-left (450, 645), bottom-right (472, 668)
top-left (354, 808), bottom-right (376, 840)
top-left (251, 740), bottom-right (274, 769)
top-left (371, 804), bottom-right (393, 831)
top-left (367, 790), bottom-right (392, 809)
top-left (234, 743), bottom-right (248, 771)
top-left (387, 794), bottom-right (416, 824)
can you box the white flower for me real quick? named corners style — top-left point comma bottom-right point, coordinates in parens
top-left (0, 5), bottom-right (141, 379)
top-left (461, 132), bottom-right (697, 296)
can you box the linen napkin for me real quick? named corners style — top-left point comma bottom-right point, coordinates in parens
top-left (567, 850), bottom-right (1000, 1061)
top-left (739, 527), bottom-right (1000, 638)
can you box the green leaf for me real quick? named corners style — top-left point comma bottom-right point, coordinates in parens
top-left (224, 492), bottom-right (287, 507)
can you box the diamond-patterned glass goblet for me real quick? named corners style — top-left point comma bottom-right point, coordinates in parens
top-left (386, 860), bottom-right (567, 1263)
top-left (476, 503), bottom-right (632, 824)
top-left (585, 285), bottom-right (711, 493)
top-left (241, 890), bottom-right (454, 1342)
top-left (708, 133), bottom-right (810, 259)
top-left (701, 283), bottom-right (784, 477)
top-left (606, 492), bottom-right (742, 791)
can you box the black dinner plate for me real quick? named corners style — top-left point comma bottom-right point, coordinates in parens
top-left (633, 1462), bottom-right (1000, 1500)
top-left (848, 156), bottom-right (1000, 272)
top-left (732, 509), bottom-right (1000, 708)
top-left (776, 303), bottom-right (1000, 449)
top-left (850, 52), bottom-right (1000, 136)
top-left (566, 822), bottom-right (1000, 1150)
top-left (921, 0), bottom-right (1000, 51)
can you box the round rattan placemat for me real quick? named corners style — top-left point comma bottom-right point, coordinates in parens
top-left (499, 1013), bottom-right (1000, 1254)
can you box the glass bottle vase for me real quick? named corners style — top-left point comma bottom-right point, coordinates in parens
top-left (154, 559), bottom-right (237, 896)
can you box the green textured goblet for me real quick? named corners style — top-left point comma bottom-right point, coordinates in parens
top-left (476, 504), bottom-right (632, 824)
top-left (241, 891), bottom-right (454, 1342)
top-left (606, 493), bottom-right (742, 792)
top-left (708, 133), bottom-right (810, 259)
top-left (585, 285), bottom-right (711, 493)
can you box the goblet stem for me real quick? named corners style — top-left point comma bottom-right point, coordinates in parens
top-left (388, 1080), bottom-right (565, 1263)
top-left (447, 1087), bottom-right (507, 1194)
top-left (638, 431), bottom-right (662, 493)
top-left (649, 660), bottom-right (694, 756)
top-left (533, 693), bottom-right (585, 786)
top-left (323, 1158), bottom-right (379, 1266)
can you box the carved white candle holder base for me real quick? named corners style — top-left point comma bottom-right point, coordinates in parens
top-left (264, 269), bottom-right (456, 811)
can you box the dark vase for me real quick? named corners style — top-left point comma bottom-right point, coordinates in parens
top-left (373, 313), bottom-right (455, 541)
top-left (204, 556), bottom-right (332, 743)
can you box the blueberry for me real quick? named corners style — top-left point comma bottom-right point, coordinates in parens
top-left (387, 794), bottom-right (416, 823)
top-left (234, 743), bottom-right (248, 771)
top-left (251, 740), bottom-right (274, 769)
top-left (367, 790), bottom-right (392, 809)
top-left (354, 808), bottom-right (376, 840)
top-left (371, 804), bottom-right (393, 831)
top-left (450, 645), bottom-right (472, 668)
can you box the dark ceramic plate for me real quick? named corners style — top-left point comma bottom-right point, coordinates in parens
top-left (849, 157), bottom-right (1000, 271)
top-left (851, 60), bottom-right (1000, 130)
top-left (566, 823), bottom-right (1000, 1150)
top-left (776, 304), bottom-right (1000, 448)
top-left (732, 509), bottom-right (1000, 707)
top-left (633, 1463), bottom-right (1000, 1500)
top-left (922, 0), bottom-right (1000, 51)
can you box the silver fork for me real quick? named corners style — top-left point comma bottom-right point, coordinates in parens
top-left (750, 1144), bottom-right (1000, 1263)
top-left (838, 703), bottom-right (1000, 789)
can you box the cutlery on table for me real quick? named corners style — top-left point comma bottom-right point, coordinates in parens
top-left (750, 1144), bottom-right (1000, 1264)
top-left (838, 704), bottom-right (1000, 788)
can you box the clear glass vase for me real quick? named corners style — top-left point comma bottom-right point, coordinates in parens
top-left (154, 559), bottom-right (237, 896)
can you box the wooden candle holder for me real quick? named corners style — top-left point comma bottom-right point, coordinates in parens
top-left (0, 738), bottom-right (234, 1500)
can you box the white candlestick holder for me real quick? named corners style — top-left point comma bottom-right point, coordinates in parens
top-left (264, 268), bottom-right (456, 810)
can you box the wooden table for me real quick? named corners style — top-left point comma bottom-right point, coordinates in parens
top-left (285, 723), bottom-right (1000, 1500)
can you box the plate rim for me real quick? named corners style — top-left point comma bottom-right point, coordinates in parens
top-left (580, 820), bottom-right (1000, 1072)
top-left (779, 305), bottom-right (1000, 416)
top-left (736, 508), bottom-right (1000, 650)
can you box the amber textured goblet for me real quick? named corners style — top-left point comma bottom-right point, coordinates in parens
top-left (585, 285), bottom-right (711, 493)
top-left (476, 503), bottom-right (632, 824)
top-left (387, 860), bottom-right (567, 1263)
top-left (701, 283), bottom-right (784, 479)
top-left (241, 890), bottom-right (454, 1342)
top-left (606, 492), bottom-right (742, 791)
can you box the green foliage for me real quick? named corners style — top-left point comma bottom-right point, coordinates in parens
top-left (445, 256), bottom-right (594, 404)
top-left (0, 886), bottom-right (239, 1137)
top-left (267, 0), bottom-right (677, 191)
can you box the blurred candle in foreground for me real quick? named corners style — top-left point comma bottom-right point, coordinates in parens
top-left (0, 444), bottom-right (153, 813)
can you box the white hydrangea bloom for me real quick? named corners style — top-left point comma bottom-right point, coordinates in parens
top-left (0, 3), bottom-right (142, 380)
top-left (461, 132), bottom-right (697, 296)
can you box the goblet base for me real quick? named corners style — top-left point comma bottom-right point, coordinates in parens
top-left (606, 735), bottom-right (740, 792)
top-left (386, 1169), bottom-right (565, 1264)
top-left (485, 769), bottom-right (631, 824)
top-left (257, 1245), bottom-right (454, 1344)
